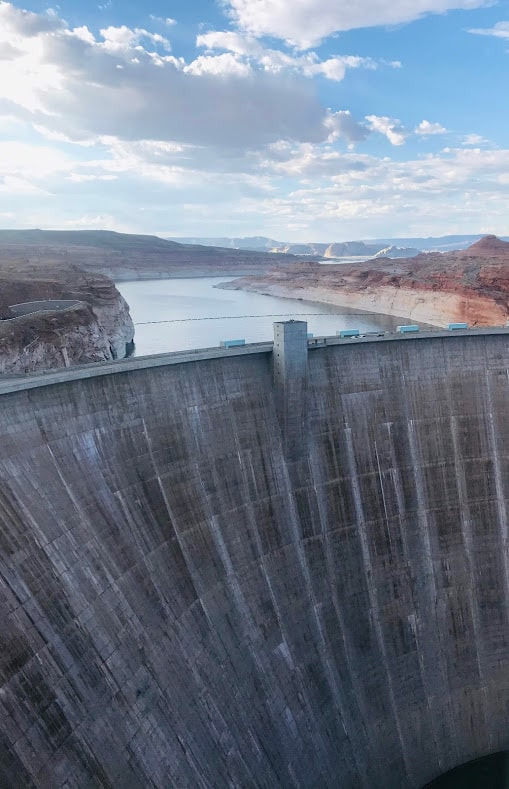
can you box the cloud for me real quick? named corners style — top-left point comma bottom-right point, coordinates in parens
top-left (0, 1), bottom-right (63, 36)
top-left (99, 25), bottom-right (172, 52)
top-left (1, 2), bottom-right (502, 240)
top-left (223, 0), bottom-right (491, 48)
top-left (365, 115), bottom-right (408, 145)
top-left (469, 20), bottom-right (509, 39)
top-left (67, 173), bottom-right (118, 182)
top-left (415, 119), bottom-right (447, 135)
top-left (184, 53), bottom-right (252, 77)
top-left (149, 15), bottom-right (176, 27)
top-left (462, 133), bottom-right (488, 145)
top-left (0, 140), bottom-right (72, 196)
top-left (231, 145), bottom-right (509, 237)
top-left (196, 31), bottom-right (262, 57)
top-left (325, 111), bottom-right (370, 144)
top-left (3, 124), bottom-right (509, 239)
top-left (0, 3), bottom-right (334, 149)
top-left (0, 41), bottom-right (22, 59)
top-left (197, 29), bottom-right (379, 81)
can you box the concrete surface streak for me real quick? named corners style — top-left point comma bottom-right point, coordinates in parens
top-left (1, 331), bottom-right (509, 787)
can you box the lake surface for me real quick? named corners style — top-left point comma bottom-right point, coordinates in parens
top-left (117, 277), bottom-right (410, 356)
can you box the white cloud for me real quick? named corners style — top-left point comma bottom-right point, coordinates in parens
top-left (0, 1), bottom-right (63, 36)
top-left (197, 29), bottom-right (378, 81)
top-left (0, 140), bottom-right (71, 178)
top-left (184, 53), bottom-right (252, 77)
top-left (0, 3), bottom-right (335, 149)
top-left (415, 119), bottom-right (447, 135)
top-left (0, 2), bottom-right (502, 240)
top-left (462, 133), bottom-right (488, 145)
top-left (229, 145), bottom-right (509, 237)
top-left (223, 0), bottom-right (491, 48)
top-left (0, 175), bottom-right (50, 195)
top-left (67, 173), bottom-right (118, 182)
top-left (99, 25), bottom-right (171, 52)
top-left (311, 55), bottom-right (375, 81)
top-left (469, 21), bottom-right (509, 39)
top-left (149, 15), bottom-right (176, 27)
top-left (197, 31), bottom-right (262, 56)
top-left (366, 115), bottom-right (408, 145)
top-left (71, 26), bottom-right (96, 44)
top-left (0, 4), bottom-right (65, 111)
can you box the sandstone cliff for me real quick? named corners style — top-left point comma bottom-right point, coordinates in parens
top-left (220, 236), bottom-right (509, 328)
top-left (0, 261), bottom-right (134, 374)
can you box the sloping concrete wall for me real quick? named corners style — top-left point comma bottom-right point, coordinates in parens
top-left (1, 333), bottom-right (509, 787)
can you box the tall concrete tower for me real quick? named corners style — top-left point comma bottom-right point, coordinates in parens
top-left (272, 320), bottom-right (308, 463)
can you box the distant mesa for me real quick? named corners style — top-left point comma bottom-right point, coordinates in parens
top-left (372, 245), bottom-right (421, 259)
top-left (455, 234), bottom-right (509, 257)
top-left (171, 236), bottom-right (422, 259)
top-left (220, 234), bottom-right (509, 329)
top-left (168, 233), bottom-right (509, 257)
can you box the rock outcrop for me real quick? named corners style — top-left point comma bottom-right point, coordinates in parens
top-left (0, 261), bottom-right (134, 374)
top-left (220, 236), bottom-right (509, 328)
top-left (372, 245), bottom-right (420, 259)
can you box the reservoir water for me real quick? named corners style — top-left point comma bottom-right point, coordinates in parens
top-left (117, 277), bottom-right (410, 356)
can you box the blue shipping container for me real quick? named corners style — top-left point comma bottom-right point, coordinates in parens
top-left (448, 323), bottom-right (468, 330)
top-left (220, 339), bottom-right (246, 348)
top-left (338, 329), bottom-right (360, 338)
top-left (396, 325), bottom-right (419, 333)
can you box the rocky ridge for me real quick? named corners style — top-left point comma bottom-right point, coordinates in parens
top-left (0, 260), bottom-right (134, 374)
top-left (0, 229), bottom-right (307, 280)
top-left (220, 236), bottom-right (509, 328)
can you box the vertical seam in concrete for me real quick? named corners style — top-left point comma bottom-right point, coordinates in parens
top-left (485, 370), bottom-right (509, 617)
top-left (449, 415), bottom-right (490, 746)
top-left (280, 458), bottom-right (362, 786)
top-left (309, 443), bottom-right (374, 787)
top-left (406, 417), bottom-right (452, 775)
top-left (344, 428), bottom-right (413, 785)
top-left (244, 506), bottom-right (333, 786)
top-left (385, 420), bottom-right (442, 776)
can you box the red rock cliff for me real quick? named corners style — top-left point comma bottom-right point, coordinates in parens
top-left (220, 236), bottom-right (509, 327)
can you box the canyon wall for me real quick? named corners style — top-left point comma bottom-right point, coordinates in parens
top-left (221, 238), bottom-right (509, 327)
top-left (221, 279), bottom-right (508, 327)
top-left (0, 266), bottom-right (134, 374)
top-left (1, 329), bottom-right (509, 787)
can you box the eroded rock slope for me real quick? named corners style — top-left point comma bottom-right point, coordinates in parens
top-left (221, 235), bottom-right (509, 327)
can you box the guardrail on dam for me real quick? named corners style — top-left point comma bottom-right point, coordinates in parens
top-left (1, 322), bottom-right (509, 787)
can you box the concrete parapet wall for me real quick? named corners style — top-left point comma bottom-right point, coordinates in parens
top-left (1, 330), bottom-right (509, 786)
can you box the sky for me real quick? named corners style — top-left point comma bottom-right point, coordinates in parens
top-left (0, 0), bottom-right (508, 241)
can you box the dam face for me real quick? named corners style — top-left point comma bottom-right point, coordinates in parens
top-left (1, 326), bottom-right (509, 787)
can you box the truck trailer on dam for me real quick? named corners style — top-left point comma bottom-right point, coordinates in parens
top-left (1, 321), bottom-right (509, 787)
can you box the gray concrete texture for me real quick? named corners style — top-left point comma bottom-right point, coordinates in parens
top-left (1, 326), bottom-right (509, 787)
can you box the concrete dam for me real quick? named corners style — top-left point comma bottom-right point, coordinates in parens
top-left (1, 321), bottom-right (509, 788)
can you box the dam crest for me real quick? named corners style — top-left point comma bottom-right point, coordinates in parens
top-left (1, 322), bottom-right (509, 787)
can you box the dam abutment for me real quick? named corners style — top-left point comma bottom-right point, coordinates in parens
top-left (1, 326), bottom-right (509, 786)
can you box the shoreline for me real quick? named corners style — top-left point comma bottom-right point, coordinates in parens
top-left (218, 280), bottom-right (507, 328)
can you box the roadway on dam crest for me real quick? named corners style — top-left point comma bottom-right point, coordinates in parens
top-left (1, 324), bottom-right (509, 787)
top-left (0, 324), bottom-right (506, 394)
